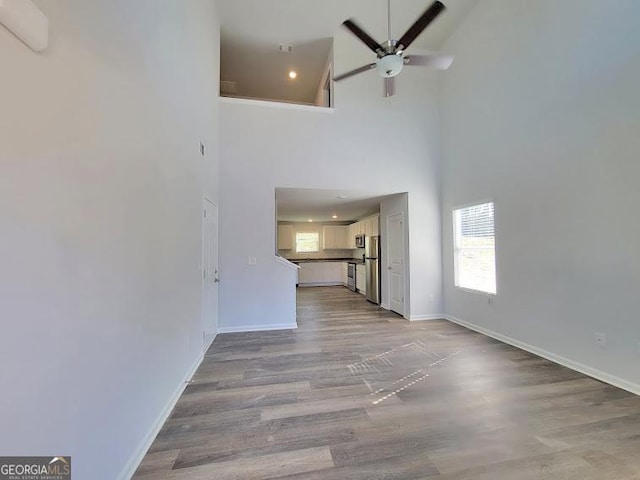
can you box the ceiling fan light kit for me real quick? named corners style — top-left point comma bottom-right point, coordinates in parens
top-left (335, 0), bottom-right (453, 97)
top-left (377, 53), bottom-right (403, 78)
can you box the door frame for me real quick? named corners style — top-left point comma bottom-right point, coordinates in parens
top-left (386, 212), bottom-right (406, 317)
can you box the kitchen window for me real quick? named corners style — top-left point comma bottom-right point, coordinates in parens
top-left (453, 202), bottom-right (496, 294)
top-left (296, 232), bottom-right (320, 253)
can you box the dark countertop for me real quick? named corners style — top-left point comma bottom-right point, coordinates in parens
top-left (289, 258), bottom-right (365, 265)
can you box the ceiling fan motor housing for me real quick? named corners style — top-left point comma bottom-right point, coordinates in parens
top-left (376, 54), bottom-right (404, 78)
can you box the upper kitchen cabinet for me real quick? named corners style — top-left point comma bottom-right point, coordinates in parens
top-left (364, 214), bottom-right (380, 236)
top-left (348, 223), bottom-right (358, 249)
top-left (346, 215), bottom-right (379, 248)
top-left (323, 225), bottom-right (350, 250)
top-left (277, 225), bottom-right (294, 250)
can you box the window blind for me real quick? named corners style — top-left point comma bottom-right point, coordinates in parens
top-left (453, 202), bottom-right (496, 294)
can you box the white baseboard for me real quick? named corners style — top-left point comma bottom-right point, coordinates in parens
top-left (204, 332), bottom-right (217, 351)
top-left (409, 314), bottom-right (446, 321)
top-left (298, 282), bottom-right (343, 287)
top-left (380, 303), bottom-right (390, 310)
top-left (117, 351), bottom-right (205, 480)
top-left (444, 314), bottom-right (640, 397)
top-left (218, 323), bottom-right (298, 334)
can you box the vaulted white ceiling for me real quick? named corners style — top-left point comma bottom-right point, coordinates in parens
top-left (217, 0), bottom-right (480, 104)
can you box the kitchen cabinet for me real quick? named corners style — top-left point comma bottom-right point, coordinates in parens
top-left (348, 223), bottom-right (358, 249)
top-left (364, 218), bottom-right (372, 236)
top-left (348, 221), bottom-right (365, 247)
top-left (356, 264), bottom-right (366, 294)
top-left (348, 214), bottom-right (380, 249)
top-left (278, 225), bottom-right (294, 250)
top-left (296, 263), bottom-right (314, 284)
top-left (298, 262), bottom-right (343, 285)
top-left (338, 227), bottom-right (351, 249)
top-left (322, 225), bottom-right (350, 250)
top-left (346, 215), bottom-right (379, 249)
top-left (325, 262), bottom-right (342, 283)
top-left (363, 215), bottom-right (380, 237)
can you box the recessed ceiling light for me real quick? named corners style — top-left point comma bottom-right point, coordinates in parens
top-left (337, 195), bottom-right (348, 199)
top-left (332, 214), bottom-right (338, 219)
top-left (289, 71), bottom-right (297, 79)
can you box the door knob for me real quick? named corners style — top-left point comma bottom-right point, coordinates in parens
top-left (214, 278), bottom-right (220, 283)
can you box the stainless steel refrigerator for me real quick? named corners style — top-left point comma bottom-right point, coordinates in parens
top-left (365, 236), bottom-right (381, 305)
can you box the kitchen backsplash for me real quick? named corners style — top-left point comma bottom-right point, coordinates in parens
top-left (278, 248), bottom-right (365, 261)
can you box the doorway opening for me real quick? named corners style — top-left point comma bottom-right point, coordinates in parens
top-left (275, 188), bottom-right (409, 318)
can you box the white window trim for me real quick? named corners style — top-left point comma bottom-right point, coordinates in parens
top-left (295, 232), bottom-right (320, 253)
top-left (452, 201), bottom-right (497, 296)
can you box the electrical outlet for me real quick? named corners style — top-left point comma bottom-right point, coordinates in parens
top-left (248, 257), bottom-right (257, 265)
top-left (594, 332), bottom-right (606, 348)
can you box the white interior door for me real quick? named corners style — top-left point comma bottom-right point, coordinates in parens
top-left (387, 213), bottom-right (405, 316)
top-left (202, 199), bottom-right (219, 350)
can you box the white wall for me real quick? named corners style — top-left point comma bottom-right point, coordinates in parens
top-left (441, 0), bottom-right (640, 390)
top-left (313, 44), bottom-right (334, 107)
top-left (219, 30), bottom-right (443, 331)
top-left (0, 1), bottom-right (220, 478)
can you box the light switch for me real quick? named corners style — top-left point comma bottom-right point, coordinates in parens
top-left (248, 257), bottom-right (257, 265)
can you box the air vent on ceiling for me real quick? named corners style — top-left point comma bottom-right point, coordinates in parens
top-left (277, 44), bottom-right (293, 53)
top-left (220, 80), bottom-right (237, 94)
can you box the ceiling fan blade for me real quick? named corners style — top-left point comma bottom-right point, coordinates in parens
top-left (384, 77), bottom-right (395, 97)
top-left (398, 1), bottom-right (446, 51)
top-left (342, 19), bottom-right (385, 56)
top-left (404, 53), bottom-right (454, 70)
top-left (334, 63), bottom-right (376, 82)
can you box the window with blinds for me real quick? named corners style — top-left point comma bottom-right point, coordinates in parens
top-left (453, 202), bottom-right (496, 294)
top-left (296, 232), bottom-right (320, 253)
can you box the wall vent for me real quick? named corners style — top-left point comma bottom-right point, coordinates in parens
top-left (220, 80), bottom-right (237, 94)
top-left (277, 44), bottom-right (293, 53)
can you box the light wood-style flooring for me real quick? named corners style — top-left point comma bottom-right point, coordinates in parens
top-left (134, 286), bottom-right (640, 479)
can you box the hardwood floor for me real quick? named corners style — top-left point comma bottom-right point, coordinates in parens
top-left (134, 287), bottom-right (640, 479)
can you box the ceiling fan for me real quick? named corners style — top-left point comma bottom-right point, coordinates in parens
top-left (334, 0), bottom-right (454, 97)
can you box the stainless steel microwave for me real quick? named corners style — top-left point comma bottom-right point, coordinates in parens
top-left (355, 234), bottom-right (366, 248)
